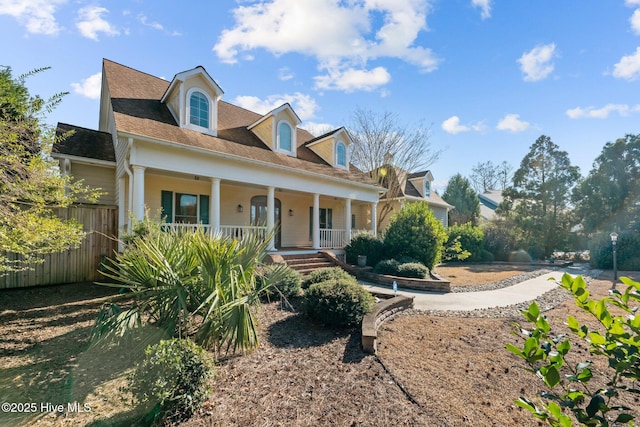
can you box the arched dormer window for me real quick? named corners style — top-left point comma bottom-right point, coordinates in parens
top-left (424, 179), bottom-right (431, 197)
top-left (336, 141), bottom-right (347, 168)
top-left (277, 121), bottom-right (293, 153)
top-left (189, 91), bottom-right (209, 128)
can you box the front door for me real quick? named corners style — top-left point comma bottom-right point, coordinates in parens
top-left (250, 196), bottom-right (281, 248)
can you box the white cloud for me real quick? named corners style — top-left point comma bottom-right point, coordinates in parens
top-left (213, 0), bottom-right (438, 92)
top-left (626, 0), bottom-right (640, 5)
top-left (517, 43), bottom-right (556, 82)
top-left (566, 103), bottom-right (640, 119)
top-left (0, 0), bottom-right (67, 35)
top-left (300, 121), bottom-right (335, 136)
top-left (471, 0), bottom-right (492, 19)
top-left (138, 14), bottom-right (181, 36)
top-left (631, 9), bottom-right (640, 35)
top-left (233, 92), bottom-right (319, 121)
top-left (314, 66), bottom-right (391, 92)
top-left (76, 6), bottom-right (119, 41)
top-left (613, 47), bottom-right (640, 80)
top-left (70, 72), bottom-right (102, 99)
top-left (441, 116), bottom-right (486, 134)
top-left (278, 67), bottom-right (294, 81)
top-left (496, 114), bottom-right (530, 132)
top-left (441, 116), bottom-right (469, 134)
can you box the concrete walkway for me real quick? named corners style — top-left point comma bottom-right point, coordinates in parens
top-left (362, 265), bottom-right (590, 311)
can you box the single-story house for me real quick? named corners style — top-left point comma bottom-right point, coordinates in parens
top-left (52, 59), bottom-right (385, 254)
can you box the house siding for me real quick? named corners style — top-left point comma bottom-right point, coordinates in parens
top-left (311, 139), bottom-right (334, 166)
top-left (70, 163), bottom-right (117, 205)
top-left (252, 119), bottom-right (274, 149)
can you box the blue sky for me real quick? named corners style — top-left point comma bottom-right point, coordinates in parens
top-left (2, 0), bottom-right (640, 191)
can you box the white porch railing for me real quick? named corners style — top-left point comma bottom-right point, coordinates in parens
top-left (161, 223), bottom-right (268, 240)
top-left (319, 228), bottom-right (347, 248)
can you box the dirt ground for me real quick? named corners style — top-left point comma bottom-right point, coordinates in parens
top-left (1, 266), bottom-right (638, 426)
top-left (433, 263), bottom-right (540, 286)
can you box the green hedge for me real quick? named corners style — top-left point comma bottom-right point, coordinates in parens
top-left (302, 279), bottom-right (375, 327)
top-left (344, 234), bottom-right (384, 267)
top-left (590, 231), bottom-right (640, 270)
top-left (301, 267), bottom-right (355, 289)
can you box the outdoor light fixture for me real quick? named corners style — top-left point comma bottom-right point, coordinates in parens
top-left (237, 204), bottom-right (243, 213)
top-left (289, 209), bottom-right (294, 216)
top-left (610, 232), bottom-right (618, 284)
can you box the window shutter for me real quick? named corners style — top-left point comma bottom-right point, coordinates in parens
top-left (161, 191), bottom-right (173, 223)
top-left (327, 208), bottom-right (333, 229)
top-left (199, 195), bottom-right (210, 224)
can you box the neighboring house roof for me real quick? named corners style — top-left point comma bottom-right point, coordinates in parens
top-left (53, 123), bottom-right (115, 162)
top-left (478, 190), bottom-right (503, 221)
top-left (379, 167), bottom-right (452, 210)
top-left (100, 59), bottom-right (378, 188)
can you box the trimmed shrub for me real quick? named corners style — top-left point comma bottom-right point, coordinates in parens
top-left (373, 259), bottom-right (400, 275)
top-left (301, 267), bottom-right (355, 289)
top-left (479, 249), bottom-right (495, 263)
top-left (396, 262), bottom-right (429, 279)
top-left (344, 233), bottom-right (385, 267)
top-left (383, 202), bottom-right (448, 269)
top-left (447, 222), bottom-right (484, 262)
top-left (259, 264), bottom-right (302, 298)
top-left (509, 249), bottom-right (533, 263)
top-left (303, 279), bottom-right (375, 327)
top-left (129, 338), bottom-right (215, 424)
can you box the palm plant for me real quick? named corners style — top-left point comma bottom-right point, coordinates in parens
top-left (94, 226), bottom-right (284, 355)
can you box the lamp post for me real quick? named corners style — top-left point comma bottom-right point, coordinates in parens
top-left (610, 232), bottom-right (618, 286)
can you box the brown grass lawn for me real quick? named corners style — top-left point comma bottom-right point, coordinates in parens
top-left (1, 266), bottom-right (638, 426)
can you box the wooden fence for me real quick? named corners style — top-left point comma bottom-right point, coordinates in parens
top-left (1, 205), bottom-right (118, 289)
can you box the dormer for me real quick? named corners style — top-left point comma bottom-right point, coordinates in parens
top-left (408, 170), bottom-right (434, 198)
top-left (248, 103), bottom-right (301, 157)
top-left (305, 127), bottom-right (352, 170)
top-left (161, 66), bottom-right (224, 136)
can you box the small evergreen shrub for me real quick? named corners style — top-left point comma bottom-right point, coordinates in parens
top-left (301, 267), bottom-right (355, 289)
top-left (344, 234), bottom-right (384, 266)
top-left (482, 219), bottom-right (518, 261)
top-left (479, 249), bottom-right (495, 262)
top-left (590, 230), bottom-right (640, 270)
top-left (129, 338), bottom-right (215, 424)
top-left (303, 279), bottom-right (375, 327)
top-left (396, 262), bottom-right (429, 279)
top-left (373, 259), bottom-right (400, 275)
top-left (259, 264), bottom-right (302, 298)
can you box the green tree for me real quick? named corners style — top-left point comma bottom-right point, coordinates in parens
top-left (572, 134), bottom-right (640, 234)
top-left (442, 173), bottom-right (480, 225)
top-left (0, 66), bottom-right (99, 274)
top-left (383, 201), bottom-right (447, 269)
top-left (500, 135), bottom-right (580, 257)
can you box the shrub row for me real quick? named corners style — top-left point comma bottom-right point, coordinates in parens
top-left (373, 258), bottom-right (429, 279)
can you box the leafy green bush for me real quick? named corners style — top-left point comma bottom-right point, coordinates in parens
top-left (129, 338), bottom-right (215, 424)
top-left (373, 259), bottom-right (400, 275)
top-left (303, 279), bottom-right (375, 327)
top-left (383, 202), bottom-right (448, 269)
top-left (301, 267), bottom-right (354, 289)
top-left (396, 262), bottom-right (429, 279)
top-left (589, 230), bottom-right (640, 270)
top-left (259, 264), bottom-right (302, 298)
top-left (507, 274), bottom-right (640, 426)
top-left (479, 249), bottom-right (495, 262)
top-left (447, 222), bottom-right (484, 262)
top-left (344, 233), bottom-right (384, 266)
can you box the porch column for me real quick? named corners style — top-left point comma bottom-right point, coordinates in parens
top-left (132, 165), bottom-right (145, 221)
top-left (210, 178), bottom-right (221, 232)
top-left (267, 186), bottom-right (275, 251)
top-left (345, 198), bottom-right (352, 243)
top-left (118, 176), bottom-right (126, 251)
top-left (371, 201), bottom-right (378, 237)
top-left (312, 193), bottom-right (320, 250)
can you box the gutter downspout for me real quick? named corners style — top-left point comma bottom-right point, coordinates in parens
top-left (124, 137), bottom-right (134, 232)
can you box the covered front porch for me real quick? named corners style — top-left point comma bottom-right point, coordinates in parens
top-left (119, 168), bottom-right (379, 252)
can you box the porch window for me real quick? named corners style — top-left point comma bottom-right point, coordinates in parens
top-left (309, 207), bottom-right (332, 240)
top-left (161, 190), bottom-right (209, 224)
